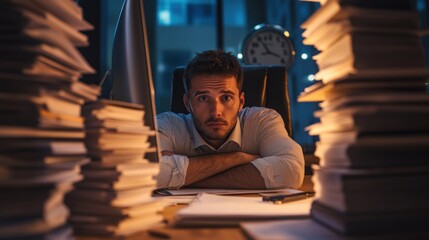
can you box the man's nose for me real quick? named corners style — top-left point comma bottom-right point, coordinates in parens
top-left (209, 99), bottom-right (223, 117)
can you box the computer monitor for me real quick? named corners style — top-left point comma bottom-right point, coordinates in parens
top-left (110, 0), bottom-right (159, 162)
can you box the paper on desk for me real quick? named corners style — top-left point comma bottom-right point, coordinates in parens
top-left (156, 188), bottom-right (303, 196)
top-left (241, 219), bottom-right (428, 240)
top-left (240, 219), bottom-right (350, 240)
top-left (154, 195), bottom-right (196, 205)
top-left (177, 193), bottom-right (312, 218)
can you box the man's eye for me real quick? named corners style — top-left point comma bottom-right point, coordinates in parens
top-left (197, 96), bottom-right (209, 102)
top-left (221, 95), bottom-right (232, 102)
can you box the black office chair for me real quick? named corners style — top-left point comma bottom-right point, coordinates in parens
top-left (170, 65), bottom-right (293, 137)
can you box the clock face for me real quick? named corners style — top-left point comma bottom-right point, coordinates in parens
top-left (242, 27), bottom-right (295, 69)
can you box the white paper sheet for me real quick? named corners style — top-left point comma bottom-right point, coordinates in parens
top-left (241, 219), bottom-right (427, 240)
top-left (240, 219), bottom-right (349, 240)
top-left (154, 195), bottom-right (196, 205)
top-left (177, 193), bottom-right (312, 218)
top-left (156, 188), bottom-right (303, 196)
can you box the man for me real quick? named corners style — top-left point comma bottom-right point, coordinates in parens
top-left (157, 50), bottom-right (304, 189)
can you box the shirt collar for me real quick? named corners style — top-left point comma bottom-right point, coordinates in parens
top-left (189, 115), bottom-right (242, 151)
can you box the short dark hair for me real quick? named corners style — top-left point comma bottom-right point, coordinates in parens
top-left (183, 50), bottom-right (243, 93)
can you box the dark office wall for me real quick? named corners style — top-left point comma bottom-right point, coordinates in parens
top-left (79, 0), bottom-right (101, 86)
top-left (245, 0), bottom-right (266, 32)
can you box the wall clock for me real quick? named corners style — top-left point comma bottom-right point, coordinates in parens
top-left (241, 24), bottom-right (295, 69)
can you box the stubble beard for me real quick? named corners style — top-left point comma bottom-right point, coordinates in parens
top-left (194, 116), bottom-right (238, 143)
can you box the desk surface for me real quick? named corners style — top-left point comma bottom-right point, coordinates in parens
top-left (127, 175), bottom-right (315, 240)
top-left (76, 176), bottom-right (313, 240)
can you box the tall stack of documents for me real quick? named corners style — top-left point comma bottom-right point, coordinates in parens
top-left (299, 0), bottom-right (429, 236)
top-left (0, 0), bottom-right (99, 239)
top-left (67, 99), bottom-right (163, 238)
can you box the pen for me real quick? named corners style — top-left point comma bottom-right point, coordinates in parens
top-left (262, 192), bottom-right (314, 204)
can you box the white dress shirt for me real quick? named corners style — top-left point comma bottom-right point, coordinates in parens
top-left (156, 107), bottom-right (304, 189)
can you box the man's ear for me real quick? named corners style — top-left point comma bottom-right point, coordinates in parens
top-left (183, 94), bottom-right (191, 113)
top-left (239, 92), bottom-right (245, 111)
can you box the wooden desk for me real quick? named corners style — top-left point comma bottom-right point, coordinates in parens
top-left (144, 175), bottom-right (314, 240)
top-left (76, 176), bottom-right (313, 239)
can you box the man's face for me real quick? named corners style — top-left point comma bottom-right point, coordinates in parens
top-left (184, 74), bottom-right (244, 148)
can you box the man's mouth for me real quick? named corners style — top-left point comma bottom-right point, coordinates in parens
top-left (206, 119), bottom-right (228, 127)
top-left (207, 122), bottom-right (226, 126)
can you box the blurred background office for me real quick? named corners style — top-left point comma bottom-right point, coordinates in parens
top-left (78, 0), bottom-right (429, 152)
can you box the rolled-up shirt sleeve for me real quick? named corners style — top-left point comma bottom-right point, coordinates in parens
top-left (245, 109), bottom-right (305, 189)
top-left (156, 114), bottom-right (190, 189)
top-left (157, 154), bottom-right (189, 189)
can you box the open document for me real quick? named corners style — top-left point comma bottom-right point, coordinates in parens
top-left (173, 193), bottom-right (313, 227)
top-left (155, 188), bottom-right (303, 196)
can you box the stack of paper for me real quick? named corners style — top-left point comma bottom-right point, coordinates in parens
top-left (175, 193), bottom-right (312, 227)
top-left (154, 188), bottom-right (305, 205)
top-left (156, 187), bottom-right (304, 196)
top-left (298, 0), bottom-right (429, 236)
top-left (241, 219), bottom-right (349, 240)
top-left (241, 218), bottom-right (428, 240)
top-left (66, 100), bottom-right (163, 238)
top-left (0, 0), bottom-right (100, 239)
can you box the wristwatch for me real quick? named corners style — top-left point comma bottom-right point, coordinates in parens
top-left (241, 24), bottom-right (295, 69)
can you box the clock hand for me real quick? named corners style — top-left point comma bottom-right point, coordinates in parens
top-left (258, 40), bottom-right (281, 58)
top-left (262, 51), bottom-right (281, 58)
top-left (259, 40), bottom-right (272, 54)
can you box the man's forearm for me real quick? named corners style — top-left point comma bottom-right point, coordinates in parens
top-left (184, 152), bottom-right (259, 186)
top-left (186, 163), bottom-right (266, 189)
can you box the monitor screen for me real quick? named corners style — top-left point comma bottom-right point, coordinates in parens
top-left (111, 0), bottom-right (160, 162)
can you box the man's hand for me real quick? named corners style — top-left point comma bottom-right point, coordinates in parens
top-left (184, 152), bottom-right (260, 186)
top-left (187, 163), bottom-right (266, 189)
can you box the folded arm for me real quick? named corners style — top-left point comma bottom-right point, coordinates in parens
top-left (246, 110), bottom-right (305, 189)
top-left (184, 151), bottom-right (260, 186)
top-left (162, 150), bottom-right (262, 187)
top-left (187, 163), bottom-right (265, 189)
